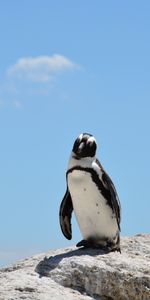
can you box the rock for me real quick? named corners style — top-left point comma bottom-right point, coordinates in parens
top-left (0, 235), bottom-right (150, 300)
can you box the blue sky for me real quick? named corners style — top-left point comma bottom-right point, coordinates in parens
top-left (0, 1), bottom-right (150, 267)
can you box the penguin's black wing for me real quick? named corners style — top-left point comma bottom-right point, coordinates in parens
top-left (59, 188), bottom-right (73, 240)
top-left (96, 159), bottom-right (121, 231)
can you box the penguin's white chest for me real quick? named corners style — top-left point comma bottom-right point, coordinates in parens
top-left (68, 170), bottom-right (118, 240)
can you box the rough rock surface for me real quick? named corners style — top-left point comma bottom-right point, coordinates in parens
top-left (0, 235), bottom-right (150, 300)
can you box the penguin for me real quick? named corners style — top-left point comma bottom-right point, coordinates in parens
top-left (59, 133), bottom-right (121, 252)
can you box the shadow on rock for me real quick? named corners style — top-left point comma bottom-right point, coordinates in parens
top-left (35, 247), bottom-right (107, 277)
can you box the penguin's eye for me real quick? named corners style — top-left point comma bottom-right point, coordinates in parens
top-left (86, 140), bottom-right (93, 147)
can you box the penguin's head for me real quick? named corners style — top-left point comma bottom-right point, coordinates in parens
top-left (72, 133), bottom-right (97, 158)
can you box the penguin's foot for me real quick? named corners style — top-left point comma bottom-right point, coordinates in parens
top-left (107, 244), bottom-right (121, 253)
top-left (106, 239), bottom-right (121, 253)
top-left (76, 239), bottom-right (93, 248)
top-left (76, 239), bottom-right (121, 253)
top-left (76, 239), bottom-right (107, 250)
top-left (111, 246), bottom-right (121, 253)
top-left (107, 235), bottom-right (121, 253)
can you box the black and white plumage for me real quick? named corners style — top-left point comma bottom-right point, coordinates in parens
top-left (59, 133), bottom-right (121, 252)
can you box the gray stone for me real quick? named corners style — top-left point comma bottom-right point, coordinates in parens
top-left (0, 235), bottom-right (150, 300)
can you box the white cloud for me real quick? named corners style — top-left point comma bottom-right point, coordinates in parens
top-left (7, 54), bottom-right (78, 82)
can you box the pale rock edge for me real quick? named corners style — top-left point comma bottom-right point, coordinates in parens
top-left (0, 235), bottom-right (150, 300)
